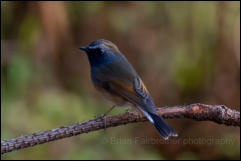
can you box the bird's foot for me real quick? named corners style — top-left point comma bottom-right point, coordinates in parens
top-left (95, 114), bottom-right (107, 130)
top-left (125, 107), bottom-right (132, 115)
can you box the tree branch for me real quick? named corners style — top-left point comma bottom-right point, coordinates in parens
top-left (1, 103), bottom-right (240, 154)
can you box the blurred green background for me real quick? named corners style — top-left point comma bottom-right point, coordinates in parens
top-left (1, 1), bottom-right (240, 160)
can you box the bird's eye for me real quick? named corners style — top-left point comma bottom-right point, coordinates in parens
top-left (96, 48), bottom-right (103, 54)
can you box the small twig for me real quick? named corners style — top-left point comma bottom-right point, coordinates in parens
top-left (1, 103), bottom-right (240, 154)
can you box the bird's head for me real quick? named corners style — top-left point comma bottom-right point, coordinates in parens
top-left (79, 39), bottom-right (121, 67)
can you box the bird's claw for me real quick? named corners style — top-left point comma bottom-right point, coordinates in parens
top-left (125, 108), bottom-right (131, 115)
top-left (95, 114), bottom-right (107, 130)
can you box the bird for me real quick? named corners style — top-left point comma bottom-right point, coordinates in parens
top-left (78, 39), bottom-right (177, 140)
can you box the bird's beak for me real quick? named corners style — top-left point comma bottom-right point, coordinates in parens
top-left (78, 46), bottom-right (89, 52)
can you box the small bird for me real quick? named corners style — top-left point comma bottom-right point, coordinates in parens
top-left (79, 39), bottom-right (177, 140)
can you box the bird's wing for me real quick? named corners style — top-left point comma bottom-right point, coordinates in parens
top-left (105, 77), bottom-right (157, 114)
top-left (91, 55), bottom-right (157, 114)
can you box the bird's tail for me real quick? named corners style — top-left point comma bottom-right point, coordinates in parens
top-left (146, 112), bottom-right (178, 140)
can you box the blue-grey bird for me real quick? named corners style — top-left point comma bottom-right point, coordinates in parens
top-left (79, 39), bottom-right (177, 140)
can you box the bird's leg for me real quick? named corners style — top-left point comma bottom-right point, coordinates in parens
top-left (96, 105), bottom-right (116, 119)
top-left (95, 105), bottom-right (116, 129)
top-left (125, 107), bottom-right (132, 114)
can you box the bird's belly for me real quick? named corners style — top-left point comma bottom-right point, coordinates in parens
top-left (94, 84), bottom-right (133, 108)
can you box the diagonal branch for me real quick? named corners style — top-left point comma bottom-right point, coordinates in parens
top-left (1, 103), bottom-right (240, 154)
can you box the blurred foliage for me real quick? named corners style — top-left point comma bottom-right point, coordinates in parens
top-left (1, 1), bottom-right (240, 160)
